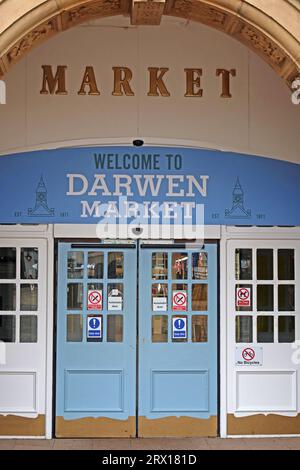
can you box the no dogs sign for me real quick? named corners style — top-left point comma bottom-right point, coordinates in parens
top-left (236, 287), bottom-right (251, 307)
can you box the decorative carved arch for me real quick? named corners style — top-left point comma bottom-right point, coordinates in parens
top-left (0, 0), bottom-right (299, 87)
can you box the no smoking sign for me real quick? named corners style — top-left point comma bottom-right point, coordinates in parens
top-left (172, 290), bottom-right (187, 311)
top-left (87, 289), bottom-right (102, 310)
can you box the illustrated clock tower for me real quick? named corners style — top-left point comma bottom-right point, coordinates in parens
top-left (28, 175), bottom-right (54, 217)
top-left (225, 177), bottom-right (251, 218)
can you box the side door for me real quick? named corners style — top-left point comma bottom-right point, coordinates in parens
top-left (0, 240), bottom-right (47, 436)
top-left (227, 240), bottom-right (300, 435)
top-left (139, 243), bottom-right (218, 437)
top-left (56, 243), bottom-right (137, 437)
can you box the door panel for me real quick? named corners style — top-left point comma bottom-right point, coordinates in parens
top-left (56, 242), bottom-right (218, 438)
top-left (227, 240), bottom-right (300, 435)
top-left (0, 240), bottom-right (47, 436)
top-left (56, 243), bottom-right (137, 437)
top-left (138, 244), bottom-right (218, 437)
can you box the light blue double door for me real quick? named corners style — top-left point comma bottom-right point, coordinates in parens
top-left (56, 242), bottom-right (218, 437)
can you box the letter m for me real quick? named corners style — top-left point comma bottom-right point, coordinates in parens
top-left (0, 80), bottom-right (6, 104)
top-left (40, 65), bottom-right (68, 95)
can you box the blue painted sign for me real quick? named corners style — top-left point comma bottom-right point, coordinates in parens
top-left (87, 316), bottom-right (102, 338)
top-left (0, 146), bottom-right (299, 225)
top-left (173, 317), bottom-right (187, 339)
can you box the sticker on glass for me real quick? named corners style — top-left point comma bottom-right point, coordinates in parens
top-left (236, 286), bottom-right (251, 307)
top-left (172, 290), bottom-right (187, 311)
top-left (87, 315), bottom-right (102, 340)
top-left (108, 296), bottom-right (123, 311)
top-left (172, 317), bottom-right (187, 339)
top-left (152, 297), bottom-right (167, 312)
top-left (87, 289), bottom-right (102, 310)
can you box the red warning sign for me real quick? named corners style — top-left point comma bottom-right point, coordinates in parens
top-left (236, 346), bottom-right (263, 366)
top-left (242, 347), bottom-right (255, 362)
top-left (236, 286), bottom-right (251, 307)
top-left (88, 289), bottom-right (102, 310)
top-left (172, 290), bottom-right (187, 311)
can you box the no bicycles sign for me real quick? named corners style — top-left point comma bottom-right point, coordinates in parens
top-left (236, 346), bottom-right (263, 366)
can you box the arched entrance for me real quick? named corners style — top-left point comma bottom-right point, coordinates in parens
top-left (0, 1), bottom-right (300, 440)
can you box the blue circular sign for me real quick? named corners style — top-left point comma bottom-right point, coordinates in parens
top-left (174, 318), bottom-right (185, 330)
top-left (89, 317), bottom-right (100, 329)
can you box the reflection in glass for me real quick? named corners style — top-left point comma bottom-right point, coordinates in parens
top-left (192, 252), bottom-right (208, 280)
top-left (88, 252), bottom-right (104, 279)
top-left (152, 283), bottom-right (168, 311)
top-left (67, 251), bottom-right (83, 279)
top-left (0, 248), bottom-right (16, 279)
top-left (20, 284), bottom-right (38, 311)
top-left (235, 249), bottom-right (252, 280)
top-left (0, 315), bottom-right (15, 342)
top-left (107, 315), bottom-right (123, 342)
top-left (235, 316), bottom-right (253, 343)
top-left (192, 284), bottom-right (208, 311)
top-left (152, 315), bottom-right (168, 342)
top-left (172, 284), bottom-right (187, 311)
top-left (67, 314), bottom-right (83, 342)
top-left (257, 249), bottom-right (273, 280)
top-left (257, 316), bottom-right (274, 343)
top-left (88, 283), bottom-right (102, 291)
top-left (192, 315), bottom-right (208, 342)
top-left (21, 248), bottom-right (38, 280)
top-left (0, 284), bottom-right (16, 311)
top-left (278, 249), bottom-right (294, 280)
top-left (108, 252), bottom-right (124, 279)
top-left (278, 316), bottom-right (295, 343)
top-left (152, 253), bottom-right (168, 280)
top-left (108, 284), bottom-right (123, 297)
top-left (67, 283), bottom-right (83, 310)
top-left (257, 285), bottom-right (274, 311)
top-left (278, 285), bottom-right (295, 311)
top-left (20, 315), bottom-right (37, 343)
top-left (172, 253), bottom-right (188, 280)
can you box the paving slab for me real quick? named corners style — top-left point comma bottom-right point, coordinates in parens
top-left (0, 438), bottom-right (299, 450)
top-left (130, 438), bottom-right (211, 450)
top-left (53, 439), bottom-right (94, 450)
top-left (92, 438), bottom-right (132, 450)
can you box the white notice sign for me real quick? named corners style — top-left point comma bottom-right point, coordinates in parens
top-left (152, 297), bottom-right (167, 312)
top-left (235, 347), bottom-right (263, 366)
top-left (108, 296), bottom-right (123, 311)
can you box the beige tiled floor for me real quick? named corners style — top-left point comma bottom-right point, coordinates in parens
top-left (0, 438), bottom-right (298, 450)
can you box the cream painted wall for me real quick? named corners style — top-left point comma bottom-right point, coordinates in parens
top-left (0, 15), bottom-right (299, 163)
